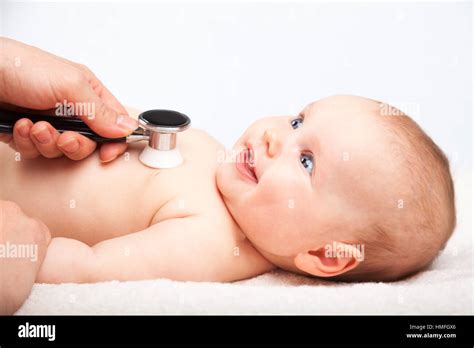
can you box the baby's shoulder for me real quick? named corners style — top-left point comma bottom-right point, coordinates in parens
top-left (150, 188), bottom-right (232, 227)
top-left (181, 127), bottom-right (225, 152)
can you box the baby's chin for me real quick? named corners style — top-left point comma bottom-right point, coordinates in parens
top-left (215, 163), bottom-right (227, 196)
top-left (215, 161), bottom-right (240, 206)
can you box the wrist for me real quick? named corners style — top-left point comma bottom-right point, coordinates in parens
top-left (36, 237), bottom-right (93, 284)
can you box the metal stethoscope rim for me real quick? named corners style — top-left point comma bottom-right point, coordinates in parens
top-left (130, 110), bottom-right (191, 151)
top-left (138, 110), bottom-right (191, 134)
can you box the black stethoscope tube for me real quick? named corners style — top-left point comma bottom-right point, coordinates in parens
top-left (0, 108), bottom-right (134, 143)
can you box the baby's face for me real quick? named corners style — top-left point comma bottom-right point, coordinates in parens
top-left (216, 96), bottom-right (390, 260)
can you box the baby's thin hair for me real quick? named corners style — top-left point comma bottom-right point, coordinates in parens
top-left (333, 105), bottom-right (456, 282)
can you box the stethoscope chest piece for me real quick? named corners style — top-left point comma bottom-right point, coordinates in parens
top-left (137, 110), bottom-right (191, 169)
top-left (0, 107), bottom-right (191, 169)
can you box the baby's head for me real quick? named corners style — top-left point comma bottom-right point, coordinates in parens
top-left (216, 95), bottom-right (455, 282)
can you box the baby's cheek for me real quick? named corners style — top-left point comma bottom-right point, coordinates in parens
top-left (262, 170), bottom-right (301, 201)
top-left (252, 179), bottom-right (298, 223)
top-left (257, 175), bottom-right (313, 243)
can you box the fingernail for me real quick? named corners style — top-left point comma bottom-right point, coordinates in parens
top-left (16, 121), bottom-right (30, 138)
top-left (116, 115), bottom-right (138, 132)
top-left (101, 154), bottom-right (118, 163)
top-left (100, 150), bottom-right (119, 163)
top-left (57, 137), bottom-right (79, 153)
top-left (32, 126), bottom-right (51, 144)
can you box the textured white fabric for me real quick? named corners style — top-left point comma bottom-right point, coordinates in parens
top-left (16, 169), bottom-right (473, 315)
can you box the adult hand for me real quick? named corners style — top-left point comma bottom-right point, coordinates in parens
top-left (0, 37), bottom-right (138, 162)
top-left (0, 201), bottom-right (51, 314)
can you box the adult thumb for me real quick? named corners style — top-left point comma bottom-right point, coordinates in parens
top-left (74, 83), bottom-right (138, 138)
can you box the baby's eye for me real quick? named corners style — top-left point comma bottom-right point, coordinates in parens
top-left (291, 117), bottom-right (304, 129)
top-left (300, 153), bottom-right (314, 174)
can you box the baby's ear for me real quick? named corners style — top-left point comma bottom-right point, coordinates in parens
top-left (294, 242), bottom-right (362, 278)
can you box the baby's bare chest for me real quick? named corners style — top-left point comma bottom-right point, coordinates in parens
top-left (146, 129), bottom-right (227, 223)
top-left (0, 129), bottom-right (226, 244)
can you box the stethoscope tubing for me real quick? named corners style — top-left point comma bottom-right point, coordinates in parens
top-left (0, 108), bottom-right (138, 143)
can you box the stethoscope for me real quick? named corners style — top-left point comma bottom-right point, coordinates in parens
top-left (0, 108), bottom-right (191, 168)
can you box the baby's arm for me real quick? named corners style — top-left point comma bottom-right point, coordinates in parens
top-left (36, 216), bottom-right (257, 283)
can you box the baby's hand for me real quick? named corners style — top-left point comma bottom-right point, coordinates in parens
top-left (0, 200), bottom-right (51, 314)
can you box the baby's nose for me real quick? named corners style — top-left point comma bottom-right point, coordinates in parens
top-left (264, 129), bottom-right (279, 157)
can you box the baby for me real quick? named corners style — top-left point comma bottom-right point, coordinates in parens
top-left (0, 95), bottom-right (456, 284)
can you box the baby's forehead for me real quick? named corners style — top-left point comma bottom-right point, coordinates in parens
top-left (302, 96), bottom-right (382, 122)
top-left (302, 97), bottom-right (392, 183)
top-left (300, 102), bottom-right (383, 147)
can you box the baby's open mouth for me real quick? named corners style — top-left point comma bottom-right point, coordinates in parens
top-left (236, 148), bottom-right (258, 183)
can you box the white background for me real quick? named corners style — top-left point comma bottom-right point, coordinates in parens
top-left (1, 0), bottom-right (472, 172)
